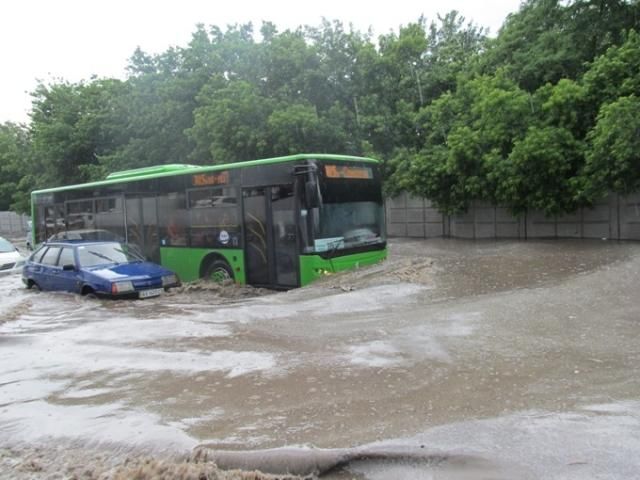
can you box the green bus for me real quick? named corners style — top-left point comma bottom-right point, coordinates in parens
top-left (31, 154), bottom-right (387, 289)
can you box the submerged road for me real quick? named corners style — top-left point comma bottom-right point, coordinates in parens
top-left (1, 238), bottom-right (639, 479)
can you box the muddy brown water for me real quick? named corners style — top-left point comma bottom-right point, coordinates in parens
top-left (1, 238), bottom-right (639, 479)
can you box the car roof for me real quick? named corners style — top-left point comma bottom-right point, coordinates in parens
top-left (54, 228), bottom-right (112, 234)
top-left (50, 228), bottom-right (117, 235)
top-left (43, 240), bottom-right (121, 247)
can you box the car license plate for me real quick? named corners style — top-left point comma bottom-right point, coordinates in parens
top-left (139, 288), bottom-right (162, 299)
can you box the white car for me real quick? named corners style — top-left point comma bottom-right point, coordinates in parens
top-left (0, 236), bottom-right (25, 275)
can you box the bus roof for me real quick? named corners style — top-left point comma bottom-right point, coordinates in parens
top-left (32, 153), bottom-right (379, 195)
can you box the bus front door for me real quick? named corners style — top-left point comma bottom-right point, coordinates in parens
top-left (243, 185), bottom-right (298, 288)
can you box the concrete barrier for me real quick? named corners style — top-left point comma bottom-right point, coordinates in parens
top-left (386, 193), bottom-right (640, 240)
top-left (0, 211), bottom-right (29, 236)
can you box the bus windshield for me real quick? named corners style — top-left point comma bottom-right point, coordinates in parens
top-left (304, 174), bottom-right (385, 253)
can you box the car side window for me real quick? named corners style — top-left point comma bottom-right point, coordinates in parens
top-left (57, 248), bottom-right (75, 267)
top-left (31, 246), bottom-right (48, 263)
top-left (41, 246), bottom-right (61, 266)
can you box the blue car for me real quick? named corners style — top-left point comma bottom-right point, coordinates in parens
top-left (22, 241), bottom-right (180, 299)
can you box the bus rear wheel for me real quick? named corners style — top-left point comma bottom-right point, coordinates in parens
top-left (204, 260), bottom-right (234, 284)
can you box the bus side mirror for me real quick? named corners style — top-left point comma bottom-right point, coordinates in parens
top-left (305, 180), bottom-right (321, 208)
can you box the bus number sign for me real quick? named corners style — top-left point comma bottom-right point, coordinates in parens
top-left (324, 165), bottom-right (372, 179)
top-left (192, 171), bottom-right (229, 187)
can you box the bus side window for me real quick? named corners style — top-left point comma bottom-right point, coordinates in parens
top-left (35, 206), bottom-right (47, 244)
top-left (95, 197), bottom-right (125, 241)
top-left (158, 192), bottom-right (188, 246)
top-left (188, 187), bottom-right (239, 248)
top-left (66, 200), bottom-right (94, 233)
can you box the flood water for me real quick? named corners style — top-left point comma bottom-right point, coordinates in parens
top-left (1, 238), bottom-right (639, 479)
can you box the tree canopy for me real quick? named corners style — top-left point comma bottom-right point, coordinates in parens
top-left (1, 0), bottom-right (639, 216)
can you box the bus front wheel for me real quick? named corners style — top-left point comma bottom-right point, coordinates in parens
top-left (204, 259), bottom-right (234, 284)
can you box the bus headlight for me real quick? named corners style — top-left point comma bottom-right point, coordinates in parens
top-left (111, 281), bottom-right (134, 294)
top-left (162, 274), bottom-right (178, 287)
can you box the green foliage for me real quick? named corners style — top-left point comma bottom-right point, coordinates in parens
top-left (189, 81), bottom-right (274, 162)
top-left (583, 95), bottom-right (640, 197)
top-left (537, 79), bottom-right (591, 136)
top-left (497, 126), bottom-right (585, 216)
top-left (482, 0), bottom-right (582, 91)
top-left (397, 5), bottom-right (640, 216)
top-left (409, 145), bottom-right (469, 214)
top-left (1, 3), bottom-right (639, 217)
top-left (394, 73), bottom-right (537, 213)
top-left (0, 123), bottom-right (31, 211)
top-left (422, 11), bottom-right (487, 100)
top-left (483, 0), bottom-right (640, 92)
top-left (583, 29), bottom-right (640, 104)
top-left (267, 102), bottom-right (351, 155)
top-left (29, 79), bottom-right (126, 186)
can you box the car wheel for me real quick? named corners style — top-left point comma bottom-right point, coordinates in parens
top-left (27, 280), bottom-right (41, 292)
top-left (204, 259), bottom-right (234, 284)
top-left (81, 287), bottom-right (98, 300)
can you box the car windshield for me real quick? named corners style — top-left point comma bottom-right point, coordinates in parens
top-left (77, 243), bottom-right (144, 267)
top-left (0, 238), bottom-right (15, 253)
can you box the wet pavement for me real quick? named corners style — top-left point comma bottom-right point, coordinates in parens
top-left (1, 238), bottom-right (640, 479)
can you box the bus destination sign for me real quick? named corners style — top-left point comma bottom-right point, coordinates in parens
top-left (324, 164), bottom-right (373, 179)
top-left (192, 171), bottom-right (229, 187)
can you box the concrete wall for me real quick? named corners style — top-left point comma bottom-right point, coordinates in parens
top-left (0, 211), bottom-right (29, 235)
top-left (386, 193), bottom-right (640, 240)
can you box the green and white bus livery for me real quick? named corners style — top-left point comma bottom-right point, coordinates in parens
top-left (31, 154), bottom-right (387, 289)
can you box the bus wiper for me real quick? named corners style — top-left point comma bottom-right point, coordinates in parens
top-left (327, 239), bottom-right (343, 273)
top-left (359, 237), bottom-right (382, 246)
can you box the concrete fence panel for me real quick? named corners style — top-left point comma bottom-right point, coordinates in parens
top-left (0, 211), bottom-right (29, 236)
top-left (620, 193), bottom-right (640, 240)
top-left (385, 193), bottom-right (640, 241)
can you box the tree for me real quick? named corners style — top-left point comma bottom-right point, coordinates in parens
top-left (482, 0), bottom-right (579, 91)
top-left (583, 95), bottom-right (640, 198)
top-left (267, 102), bottom-right (351, 155)
top-left (391, 73), bottom-right (536, 213)
top-left (536, 79), bottom-right (592, 137)
top-left (188, 81), bottom-right (275, 162)
top-left (29, 79), bottom-right (125, 186)
top-left (496, 126), bottom-right (584, 216)
top-left (566, 0), bottom-right (640, 70)
top-left (582, 29), bottom-right (640, 105)
top-left (6, 10), bottom-right (640, 220)
top-left (422, 11), bottom-right (487, 101)
top-left (482, 0), bottom-right (640, 91)
top-left (0, 123), bottom-right (31, 211)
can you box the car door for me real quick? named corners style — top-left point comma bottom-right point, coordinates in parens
top-left (25, 246), bottom-right (47, 285)
top-left (55, 246), bottom-right (80, 293)
top-left (38, 246), bottom-right (62, 290)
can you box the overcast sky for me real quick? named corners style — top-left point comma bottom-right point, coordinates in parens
top-left (0, 0), bottom-right (523, 124)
